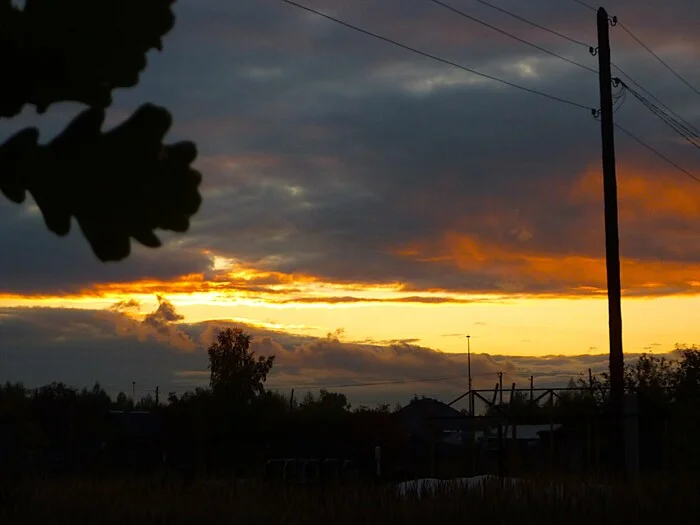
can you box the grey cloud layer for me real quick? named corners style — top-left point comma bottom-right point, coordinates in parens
top-left (1, 0), bottom-right (699, 293)
top-left (0, 304), bottom-right (676, 407)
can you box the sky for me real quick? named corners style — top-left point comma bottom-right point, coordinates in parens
top-left (1, 0), bottom-right (699, 406)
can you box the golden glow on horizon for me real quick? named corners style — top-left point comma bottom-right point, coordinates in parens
top-left (2, 281), bottom-right (699, 357)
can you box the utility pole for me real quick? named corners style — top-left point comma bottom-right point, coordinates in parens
top-left (155, 386), bottom-right (159, 406)
top-left (132, 381), bottom-right (136, 406)
top-left (466, 335), bottom-right (473, 415)
top-left (529, 376), bottom-right (534, 404)
top-left (596, 6), bottom-right (625, 474)
top-left (498, 372), bottom-right (503, 405)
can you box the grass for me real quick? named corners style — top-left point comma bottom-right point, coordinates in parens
top-left (1, 474), bottom-right (698, 524)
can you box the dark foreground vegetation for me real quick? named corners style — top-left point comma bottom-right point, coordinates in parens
top-left (2, 330), bottom-right (700, 522)
top-left (2, 474), bottom-right (699, 525)
top-left (3, 332), bottom-right (700, 478)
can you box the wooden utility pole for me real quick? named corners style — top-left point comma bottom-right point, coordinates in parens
top-left (155, 386), bottom-right (159, 406)
top-left (529, 376), bottom-right (534, 404)
top-left (596, 6), bottom-right (625, 474)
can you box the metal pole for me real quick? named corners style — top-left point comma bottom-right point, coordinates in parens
top-left (467, 335), bottom-right (473, 414)
top-left (549, 391), bottom-right (555, 471)
top-left (596, 6), bottom-right (625, 475)
top-left (498, 372), bottom-right (503, 405)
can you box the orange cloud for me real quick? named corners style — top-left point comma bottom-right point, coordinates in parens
top-left (391, 162), bottom-right (700, 297)
top-left (395, 227), bottom-right (700, 297)
top-left (572, 164), bottom-right (700, 222)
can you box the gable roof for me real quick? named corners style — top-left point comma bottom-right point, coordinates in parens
top-left (395, 398), bottom-right (468, 433)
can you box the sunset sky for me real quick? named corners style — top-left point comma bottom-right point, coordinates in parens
top-left (1, 0), bottom-right (699, 405)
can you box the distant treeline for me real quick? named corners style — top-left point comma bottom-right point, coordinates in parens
top-left (1, 330), bottom-right (700, 480)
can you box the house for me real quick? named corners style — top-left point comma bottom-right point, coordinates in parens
top-left (391, 398), bottom-right (473, 479)
top-left (394, 398), bottom-right (470, 444)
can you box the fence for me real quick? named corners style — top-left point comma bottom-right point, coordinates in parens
top-left (424, 385), bottom-right (700, 479)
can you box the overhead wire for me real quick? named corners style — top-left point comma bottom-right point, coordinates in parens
top-left (427, 0), bottom-right (597, 74)
top-left (267, 375), bottom-right (465, 390)
top-left (618, 22), bottom-right (700, 99)
top-left (612, 64), bottom-right (700, 138)
top-left (612, 82), bottom-right (627, 114)
top-left (464, 0), bottom-right (693, 123)
top-left (472, 0), bottom-right (592, 49)
top-left (614, 123), bottom-right (700, 184)
top-left (267, 371), bottom-right (506, 391)
top-left (619, 79), bottom-right (700, 150)
top-left (441, 1), bottom-right (700, 181)
top-left (478, 0), bottom-right (700, 137)
top-left (278, 0), bottom-right (594, 111)
top-left (470, 0), bottom-right (698, 135)
top-left (569, 0), bottom-right (598, 12)
top-left (280, 1), bottom-right (700, 232)
top-left (458, 0), bottom-right (699, 138)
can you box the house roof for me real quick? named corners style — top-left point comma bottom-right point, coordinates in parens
top-left (395, 398), bottom-right (469, 432)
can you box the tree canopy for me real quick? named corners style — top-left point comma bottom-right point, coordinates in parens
top-left (207, 328), bottom-right (275, 405)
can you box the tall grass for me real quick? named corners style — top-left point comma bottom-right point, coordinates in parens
top-left (1, 474), bottom-right (698, 525)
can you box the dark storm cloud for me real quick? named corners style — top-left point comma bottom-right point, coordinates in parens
top-left (170, 0), bottom-right (700, 295)
top-left (1, 0), bottom-right (699, 294)
top-left (0, 200), bottom-right (213, 294)
top-left (0, 304), bottom-right (686, 406)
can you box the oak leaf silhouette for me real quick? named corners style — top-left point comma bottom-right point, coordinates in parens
top-left (0, 0), bottom-right (202, 262)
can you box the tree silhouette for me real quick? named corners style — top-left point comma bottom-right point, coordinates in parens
top-left (207, 328), bottom-right (275, 405)
top-left (0, 0), bottom-right (201, 261)
top-left (676, 345), bottom-right (700, 402)
top-left (300, 389), bottom-right (351, 414)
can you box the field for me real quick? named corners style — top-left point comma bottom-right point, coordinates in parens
top-left (2, 474), bottom-right (698, 525)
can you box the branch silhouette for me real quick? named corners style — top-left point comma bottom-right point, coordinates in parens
top-left (0, 0), bottom-right (202, 262)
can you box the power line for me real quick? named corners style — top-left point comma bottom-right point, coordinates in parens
top-left (620, 79), bottom-right (700, 142)
top-left (620, 80), bottom-right (700, 151)
top-left (612, 64), bottom-right (700, 138)
top-left (164, 370), bottom-right (508, 393)
top-left (614, 123), bottom-right (700, 184)
top-left (427, 0), bottom-right (597, 74)
top-left (618, 22), bottom-right (700, 99)
top-left (570, 0), bottom-right (597, 12)
top-left (612, 82), bottom-right (627, 114)
top-left (269, 374), bottom-right (469, 390)
top-left (473, 0), bottom-right (592, 49)
top-left (278, 0), bottom-right (594, 111)
top-left (269, 370), bottom-right (509, 391)
top-left (474, 0), bottom-right (699, 135)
